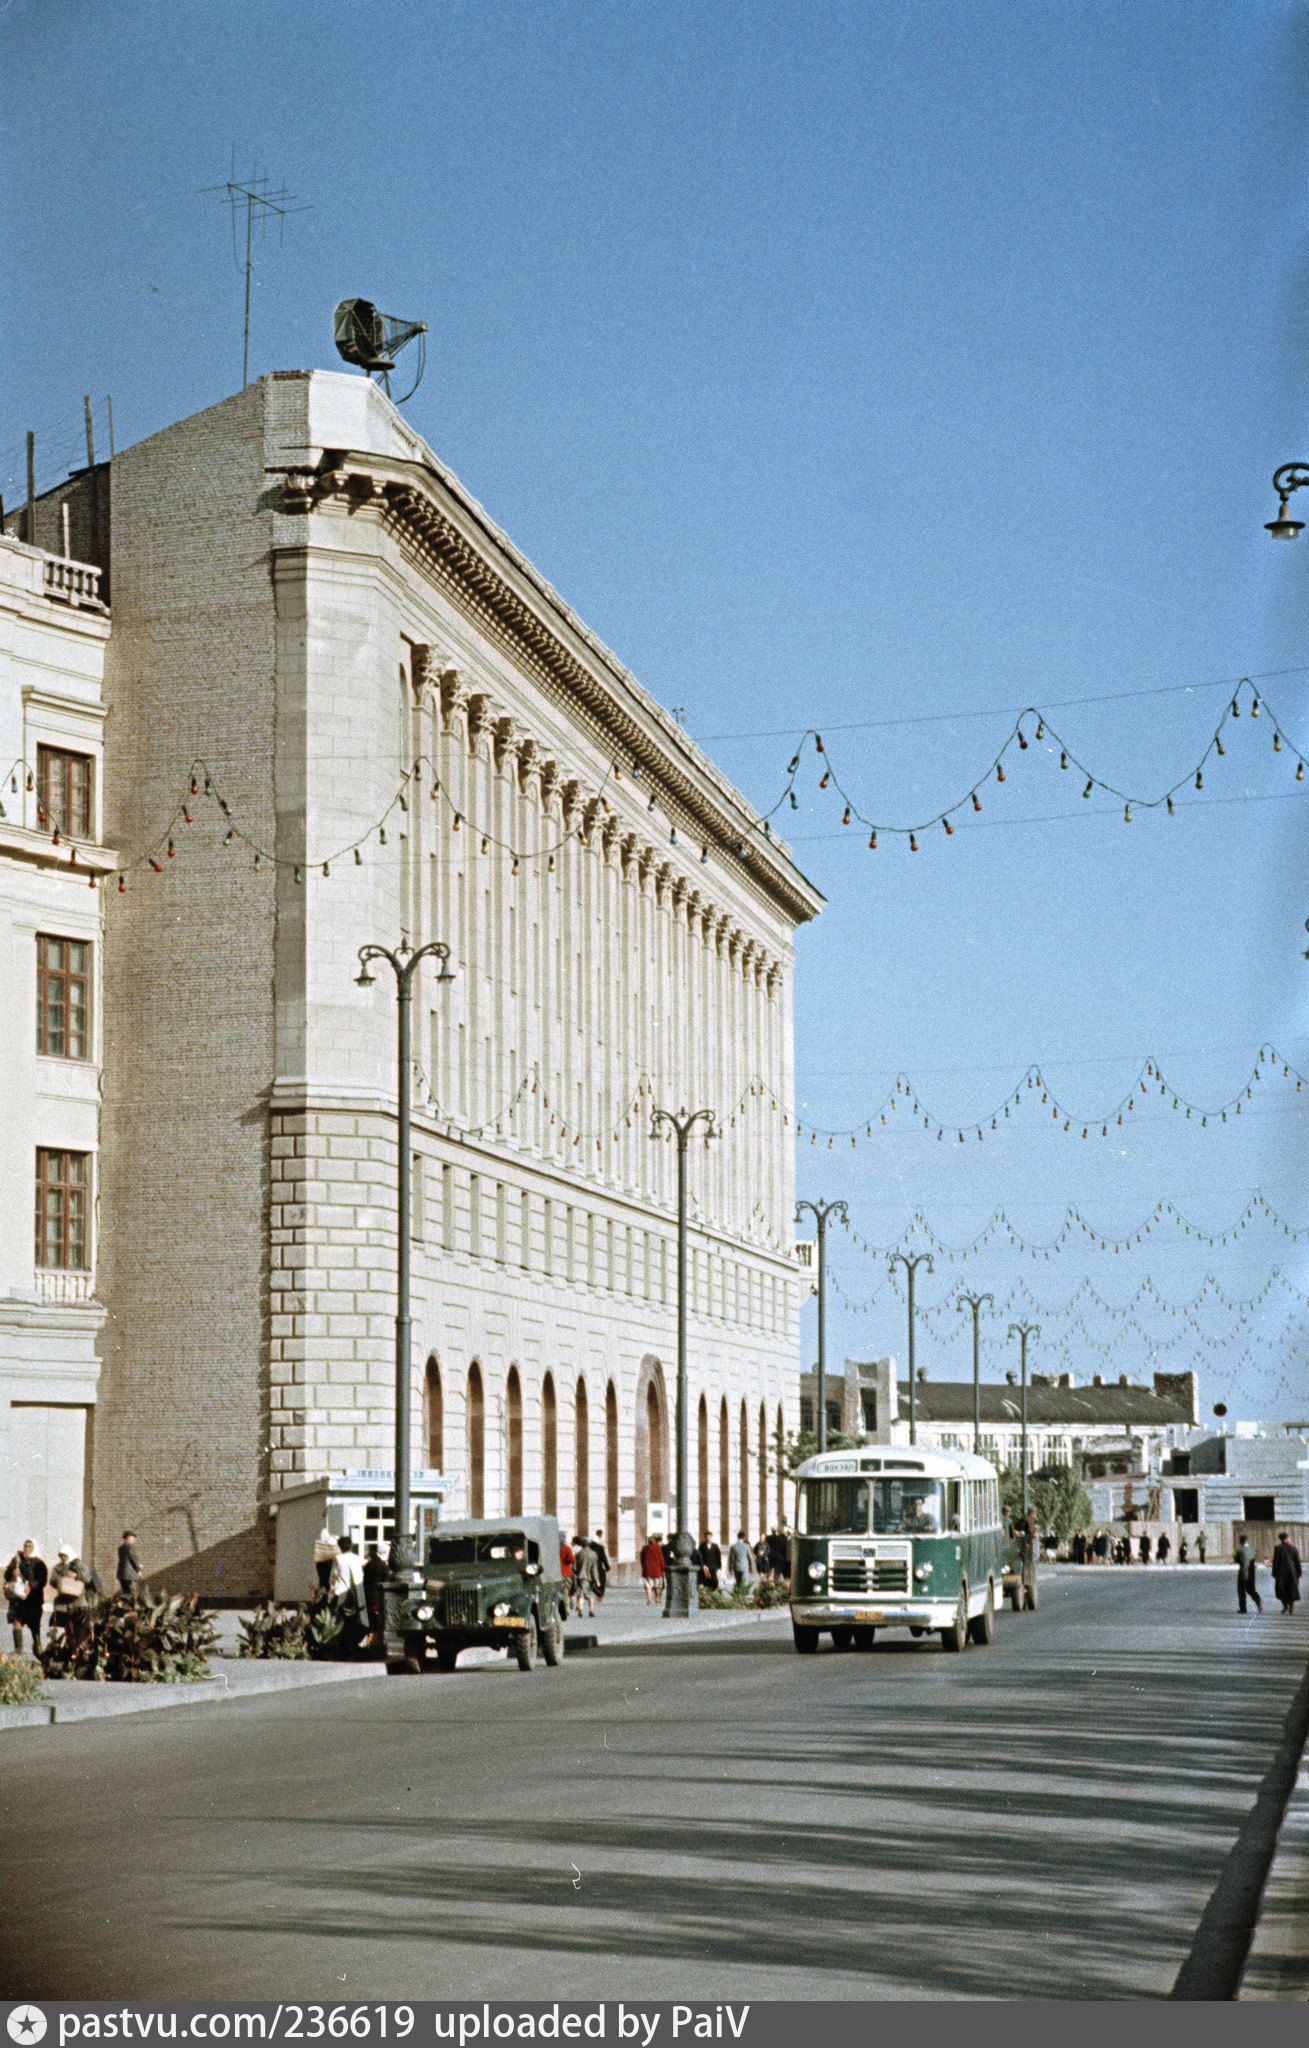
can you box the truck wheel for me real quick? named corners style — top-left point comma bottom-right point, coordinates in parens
top-left (515, 1614), bottom-right (539, 1671)
top-left (792, 1623), bottom-right (819, 1654)
top-left (851, 1626), bottom-right (876, 1650)
top-left (540, 1609), bottom-right (562, 1666)
top-left (435, 1641), bottom-right (459, 1673)
top-left (940, 1588), bottom-right (968, 1653)
top-left (830, 1625), bottom-right (853, 1650)
top-left (968, 1582), bottom-right (995, 1646)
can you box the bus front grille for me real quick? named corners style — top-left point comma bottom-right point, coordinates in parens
top-left (830, 1559), bottom-right (909, 1595)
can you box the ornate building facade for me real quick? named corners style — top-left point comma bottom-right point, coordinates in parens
top-left (93, 371), bottom-right (822, 1593)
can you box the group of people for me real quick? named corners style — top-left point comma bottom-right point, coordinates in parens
top-left (1236, 1531), bottom-right (1302, 1615)
top-left (1069, 1528), bottom-right (1209, 1565)
top-left (4, 1531), bottom-right (146, 1655)
top-left (559, 1531), bottom-right (611, 1617)
top-left (637, 1527), bottom-right (793, 1601)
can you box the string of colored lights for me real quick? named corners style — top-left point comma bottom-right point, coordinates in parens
top-left (833, 1189), bottom-right (1309, 1261)
top-left (796, 1044), bottom-right (1309, 1146)
top-left (756, 677), bottom-right (1305, 849)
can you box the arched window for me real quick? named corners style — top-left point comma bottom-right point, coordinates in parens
top-left (575, 1377), bottom-right (589, 1536)
top-left (776, 1404), bottom-right (786, 1523)
top-left (698, 1393), bottom-right (709, 1541)
top-left (605, 1381), bottom-right (619, 1559)
top-left (759, 1400), bottom-right (768, 1532)
top-left (647, 1382), bottom-right (665, 1506)
top-left (739, 1399), bottom-right (750, 1541)
top-left (542, 1373), bottom-right (557, 1517)
top-left (719, 1397), bottom-right (729, 1541)
top-left (467, 1362), bottom-right (484, 1518)
top-left (425, 1356), bottom-right (443, 1473)
top-left (507, 1365), bottom-right (523, 1515)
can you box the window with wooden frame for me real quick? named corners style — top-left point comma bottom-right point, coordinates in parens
top-left (37, 745), bottom-right (94, 838)
top-left (36, 936), bottom-right (91, 1059)
top-left (35, 1149), bottom-right (90, 1269)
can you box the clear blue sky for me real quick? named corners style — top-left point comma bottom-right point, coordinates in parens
top-left (5, 0), bottom-right (1308, 1417)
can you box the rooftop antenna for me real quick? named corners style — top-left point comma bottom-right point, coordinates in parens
top-left (204, 151), bottom-right (310, 388)
top-left (333, 300), bottom-right (427, 403)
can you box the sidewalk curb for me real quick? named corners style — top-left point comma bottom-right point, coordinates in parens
top-left (562, 1605), bottom-right (789, 1653)
top-left (0, 1660), bottom-right (385, 1732)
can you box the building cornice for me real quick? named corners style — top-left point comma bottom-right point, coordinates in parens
top-left (270, 449), bottom-right (824, 931)
top-left (0, 820), bottom-right (117, 876)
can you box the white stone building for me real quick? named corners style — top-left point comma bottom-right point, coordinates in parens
top-left (89, 371), bottom-right (822, 1594)
top-left (0, 534), bottom-right (113, 1563)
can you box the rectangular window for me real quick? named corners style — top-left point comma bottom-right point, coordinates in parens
top-left (411, 1152), bottom-right (424, 1240)
top-left (35, 1149), bottom-right (89, 1269)
top-left (442, 1163), bottom-right (455, 1250)
top-left (625, 1225), bottom-right (634, 1295)
top-left (495, 1182), bottom-right (506, 1264)
top-left (587, 1212), bottom-right (597, 1288)
top-left (521, 1190), bottom-right (531, 1271)
top-left (643, 1230), bottom-right (652, 1302)
top-left (566, 1204), bottom-right (575, 1283)
top-left (458, 1024), bottom-right (467, 1117)
top-left (508, 906), bottom-right (517, 994)
top-left (468, 1173), bottom-right (481, 1260)
top-left (543, 1197), bottom-right (553, 1277)
top-left (37, 935), bottom-right (90, 1059)
top-left (37, 745), bottom-right (93, 838)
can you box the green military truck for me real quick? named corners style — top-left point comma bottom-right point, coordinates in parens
top-left (394, 1515), bottom-right (568, 1673)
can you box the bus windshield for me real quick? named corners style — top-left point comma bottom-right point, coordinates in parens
top-left (798, 1478), bottom-right (869, 1534)
top-left (872, 1480), bottom-right (943, 1534)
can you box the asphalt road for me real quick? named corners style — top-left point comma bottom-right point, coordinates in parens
top-left (4, 1567), bottom-right (1307, 2002)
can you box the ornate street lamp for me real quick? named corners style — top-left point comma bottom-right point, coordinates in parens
top-left (650, 1104), bottom-right (718, 1618)
top-left (795, 1198), bottom-right (847, 1453)
top-left (1007, 1321), bottom-right (1040, 1517)
top-left (956, 1292), bottom-right (994, 1456)
top-left (888, 1251), bottom-right (933, 1445)
top-left (354, 939), bottom-right (453, 1666)
top-left (1265, 463), bottom-right (1309, 540)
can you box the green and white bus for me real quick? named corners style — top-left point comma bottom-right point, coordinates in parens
top-left (789, 1446), bottom-right (1005, 1653)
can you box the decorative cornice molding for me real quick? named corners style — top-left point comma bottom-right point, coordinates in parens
top-left (275, 451), bottom-right (822, 928)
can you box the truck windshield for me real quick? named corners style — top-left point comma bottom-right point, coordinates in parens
top-left (871, 1480), bottom-right (943, 1533)
top-left (426, 1533), bottom-right (527, 1566)
top-left (799, 1479), bottom-right (869, 1534)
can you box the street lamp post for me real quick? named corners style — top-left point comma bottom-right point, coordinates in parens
top-left (794, 1198), bottom-right (848, 1454)
top-left (1007, 1321), bottom-right (1040, 1517)
top-left (888, 1251), bottom-right (933, 1445)
top-left (1264, 463), bottom-right (1309, 540)
top-left (355, 939), bottom-right (453, 1665)
top-left (956, 1292), bottom-right (993, 1456)
top-left (649, 1105), bottom-right (718, 1619)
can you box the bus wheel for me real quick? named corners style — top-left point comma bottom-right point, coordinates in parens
top-left (792, 1623), bottom-right (819, 1654)
top-left (1024, 1577), bottom-right (1040, 1612)
top-left (940, 1589), bottom-right (968, 1653)
top-left (830, 1625), bottom-right (854, 1651)
top-left (968, 1582), bottom-right (995, 1646)
top-left (851, 1626), bottom-right (876, 1650)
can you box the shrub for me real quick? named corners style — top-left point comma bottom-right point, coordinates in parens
top-left (238, 1604), bottom-right (312, 1660)
top-left (39, 1593), bottom-right (217, 1683)
top-left (0, 1653), bottom-right (45, 1705)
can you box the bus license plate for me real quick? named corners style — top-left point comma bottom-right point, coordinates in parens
top-left (855, 1609), bottom-right (885, 1624)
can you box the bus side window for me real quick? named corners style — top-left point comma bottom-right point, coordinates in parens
top-left (948, 1481), bottom-right (962, 1532)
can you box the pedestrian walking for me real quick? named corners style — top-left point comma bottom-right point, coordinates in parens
top-left (117, 1529), bottom-right (145, 1599)
top-left (640, 1534), bottom-right (665, 1603)
top-left (1156, 1533), bottom-right (1170, 1565)
top-left (313, 1523), bottom-right (337, 1591)
top-left (1272, 1531), bottom-right (1302, 1614)
top-left (1236, 1535), bottom-right (1262, 1614)
top-left (1197, 1530), bottom-right (1207, 1563)
top-left (1071, 1531), bottom-right (1086, 1566)
top-left (703, 1533), bottom-right (723, 1588)
top-left (573, 1536), bottom-right (600, 1617)
top-left (1178, 1536), bottom-right (1189, 1564)
top-left (50, 1544), bottom-right (100, 1628)
top-left (362, 1544), bottom-right (389, 1640)
top-left (728, 1531), bottom-right (754, 1587)
top-left (753, 1532), bottom-right (772, 1580)
top-left (560, 1536), bottom-right (575, 1600)
top-left (591, 1530), bottom-right (610, 1600)
top-left (4, 1540), bottom-right (47, 1655)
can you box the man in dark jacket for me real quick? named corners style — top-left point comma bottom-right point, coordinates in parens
top-left (5, 1541), bottom-right (48, 1654)
top-left (1236, 1535), bottom-right (1262, 1614)
top-left (590, 1530), bottom-right (610, 1599)
top-left (117, 1530), bottom-right (145, 1598)
top-left (1272, 1532), bottom-right (1302, 1613)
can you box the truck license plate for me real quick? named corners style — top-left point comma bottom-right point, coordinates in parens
top-left (854, 1609), bottom-right (884, 1624)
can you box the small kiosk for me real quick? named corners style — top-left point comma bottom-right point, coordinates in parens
top-left (269, 1469), bottom-right (447, 1603)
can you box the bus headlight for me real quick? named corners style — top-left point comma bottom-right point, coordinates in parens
top-left (914, 1564), bottom-right (933, 1583)
top-left (807, 1561), bottom-right (826, 1581)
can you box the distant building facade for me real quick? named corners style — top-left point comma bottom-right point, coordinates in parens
top-left (83, 371), bottom-right (821, 1593)
top-left (0, 533), bottom-right (113, 1562)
